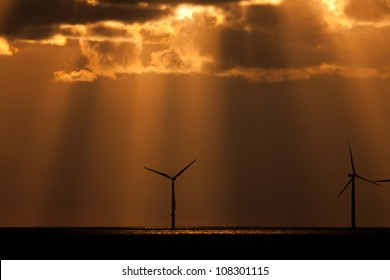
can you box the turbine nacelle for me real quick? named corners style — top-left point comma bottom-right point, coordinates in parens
top-left (347, 173), bottom-right (354, 177)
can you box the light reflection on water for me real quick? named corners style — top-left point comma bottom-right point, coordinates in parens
top-left (86, 227), bottom-right (390, 235)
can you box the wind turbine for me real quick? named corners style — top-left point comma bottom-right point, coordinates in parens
top-left (145, 159), bottom-right (196, 229)
top-left (338, 143), bottom-right (381, 229)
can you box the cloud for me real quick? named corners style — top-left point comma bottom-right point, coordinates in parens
top-left (0, 0), bottom-right (286, 41)
top-left (0, 37), bottom-right (17, 55)
top-left (54, 6), bottom-right (219, 80)
top-left (79, 38), bottom-right (143, 78)
top-left (21, 34), bottom-right (68, 46)
top-left (53, 69), bottom-right (97, 82)
top-left (217, 0), bottom-right (337, 70)
top-left (146, 9), bottom-right (217, 73)
top-left (219, 64), bottom-right (390, 82)
top-left (0, 0), bottom-right (169, 40)
top-left (344, 0), bottom-right (390, 21)
top-left (97, 0), bottom-right (284, 8)
top-left (2, 0), bottom-right (390, 83)
top-left (98, 0), bottom-right (237, 5)
top-left (51, 0), bottom-right (390, 82)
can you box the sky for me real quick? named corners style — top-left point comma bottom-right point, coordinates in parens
top-left (1, 0), bottom-right (390, 227)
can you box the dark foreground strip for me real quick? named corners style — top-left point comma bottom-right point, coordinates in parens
top-left (1, 228), bottom-right (389, 260)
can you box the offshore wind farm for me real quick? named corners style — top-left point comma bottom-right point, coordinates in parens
top-left (2, 144), bottom-right (390, 259)
top-left (3, 0), bottom-right (390, 260)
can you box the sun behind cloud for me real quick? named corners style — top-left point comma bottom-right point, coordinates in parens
top-left (175, 5), bottom-right (195, 20)
top-left (322, 0), bottom-right (345, 14)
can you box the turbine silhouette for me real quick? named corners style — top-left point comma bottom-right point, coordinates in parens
top-left (374, 179), bottom-right (390, 183)
top-left (145, 159), bottom-right (196, 229)
top-left (338, 143), bottom-right (382, 228)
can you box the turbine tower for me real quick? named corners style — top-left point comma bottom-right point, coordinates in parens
top-left (145, 159), bottom-right (196, 229)
top-left (338, 143), bottom-right (381, 229)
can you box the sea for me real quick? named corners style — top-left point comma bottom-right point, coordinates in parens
top-left (1, 227), bottom-right (390, 260)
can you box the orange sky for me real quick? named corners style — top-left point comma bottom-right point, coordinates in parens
top-left (1, 0), bottom-right (390, 227)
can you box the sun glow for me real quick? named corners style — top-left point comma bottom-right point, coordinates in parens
top-left (175, 5), bottom-right (195, 20)
top-left (320, 0), bottom-right (355, 29)
top-left (174, 5), bottom-right (224, 24)
top-left (321, 0), bottom-right (345, 15)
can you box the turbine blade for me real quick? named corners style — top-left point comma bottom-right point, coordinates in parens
top-left (355, 174), bottom-right (381, 187)
top-left (349, 142), bottom-right (356, 174)
top-left (374, 179), bottom-right (390, 183)
top-left (338, 178), bottom-right (353, 198)
top-left (174, 159), bottom-right (197, 179)
top-left (144, 167), bottom-right (172, 179)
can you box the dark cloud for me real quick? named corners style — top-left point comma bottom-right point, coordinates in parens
top-left (0, 0), bottom-right (168, 40)
top-left (218, 28), bottom-right (286, 69)
top-left (217, 1), bottom-right (337, 70)
top-left (88, 23), bottom-right (133, 38)
top-left (80, 39), bottom-right (142, 76)
top-left (244, 4), bottom-right (279, 29)
top-left (151, 48), bottom-right (185, 69)
top-left (99, 0), bottom-right (236, 5)
top-left (215, 0), bottom-right (390, 71)
top-left (344, 0), bottom-right (390, 21)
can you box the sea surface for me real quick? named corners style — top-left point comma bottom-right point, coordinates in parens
top-left (1, 227), bottom-right (390, 259)
top-left (74, 226), bottom-right (390, 235)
